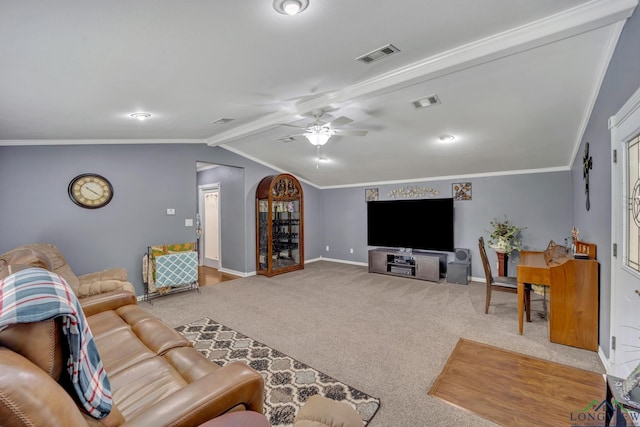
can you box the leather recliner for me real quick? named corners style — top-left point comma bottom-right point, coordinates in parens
top-left (0, 288), bottom-right (265, 426)
top-left (0, 243), bottom-right (136, 298)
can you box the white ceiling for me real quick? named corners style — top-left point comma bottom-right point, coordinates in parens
top-left (0, 0), bottom-right (637, 187)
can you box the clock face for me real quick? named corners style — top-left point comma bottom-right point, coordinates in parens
top-left (68, 174), bottom-right (114, 209)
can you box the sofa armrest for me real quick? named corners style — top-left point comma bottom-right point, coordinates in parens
top-left (80, 290), bottom-right (138, 317)
top-left (76, 280), bottom-right (136, 299)
top-left (122, 362), bottom-right (264, 427)
top-left (78, 268), bottom-right (128, 284)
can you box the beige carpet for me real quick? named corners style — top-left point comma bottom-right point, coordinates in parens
top-left (143, 261), bottom-right (605, 426)
top-left (429, 338), bottom-right (606, 426)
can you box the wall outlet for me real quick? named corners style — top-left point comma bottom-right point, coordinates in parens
top-left (350, 248), bottom-right (354, 254)
top-left (166, 208), bottom-right (175, 215)
top-left (325, 246), bottom-right (330, 251)
top-left (185, 218), bottom-right (193, 227)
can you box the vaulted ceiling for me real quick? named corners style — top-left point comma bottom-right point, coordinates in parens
top-left (1, 0), bottom-right (637, 187)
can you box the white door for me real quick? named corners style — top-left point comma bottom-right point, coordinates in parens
top-left (199, 184), bottom-right (221, 269)
top-left (610, 86), bottom-right (640, 378)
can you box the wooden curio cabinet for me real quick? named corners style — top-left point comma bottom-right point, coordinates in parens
top-left (256, 173), bottom-right (304, 277)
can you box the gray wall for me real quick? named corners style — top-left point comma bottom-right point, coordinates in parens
top-left (0, 143), bottom-right (323, 294)
top-left (571, 8), bottom-right (640, 358)
top-left (322, 171), bottom-right (572, 278)
top-left (197, 164), bottom-right (245, 273)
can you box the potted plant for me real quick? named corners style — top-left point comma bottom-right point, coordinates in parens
top-left (487, 216), bottom-right (525, 256)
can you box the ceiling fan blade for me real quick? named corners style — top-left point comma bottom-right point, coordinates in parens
top-left (334, 129), bottom-right (368, 136)
top-left (328, 116), bottom-right (353, 128)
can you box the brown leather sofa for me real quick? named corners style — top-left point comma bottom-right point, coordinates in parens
top-left (0, 288), bottom-right (265, 426)
top-left (0, 243), bottom-right (136, 298)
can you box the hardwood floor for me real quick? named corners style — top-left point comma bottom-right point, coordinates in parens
top-left (198, 265), bottom-right (240, 287)
top-left (429, 339), bottom-right (606, 426)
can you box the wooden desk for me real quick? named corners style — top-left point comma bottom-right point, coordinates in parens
top-left (517, 248), bottom-right (599, 351)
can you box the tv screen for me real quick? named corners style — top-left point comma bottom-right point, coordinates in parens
top-left (367, 198), bottom-right (454, 252)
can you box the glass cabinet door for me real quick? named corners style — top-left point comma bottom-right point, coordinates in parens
top-left (255, 174), bottom-right (304, 277)
top-left (258, 199), bottom-right (269, 271)
top-left (271, 200), bottom-right (300, 269)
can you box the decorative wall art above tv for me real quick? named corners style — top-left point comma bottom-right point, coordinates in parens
top-left (365, 188), bottom-right (379, 201)
top-left (388, 186), bottom-right (439, 199)
top-left (452, 182), bottom-right (472, 201)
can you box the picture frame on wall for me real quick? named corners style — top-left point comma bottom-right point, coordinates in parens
top-left (365, 188), bottom-right (379, 202)
top-left (452, 182), bottom-right (472, 201)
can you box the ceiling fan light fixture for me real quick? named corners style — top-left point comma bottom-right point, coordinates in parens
top-left (273, 0), bottom-right (309, 15)
top-left (304, 132), bottom-right (331, 146)
top-left (317, 156), bottom-right (330, 163)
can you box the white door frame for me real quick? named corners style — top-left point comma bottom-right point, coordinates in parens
top-left (198, 183), bottom-right (222, 268)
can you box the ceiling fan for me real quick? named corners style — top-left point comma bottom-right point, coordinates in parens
top-left (275, 109), bottom-right (368, 146)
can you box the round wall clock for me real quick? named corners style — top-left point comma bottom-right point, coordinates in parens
top-left (68, 173), bottom-right (114, 209)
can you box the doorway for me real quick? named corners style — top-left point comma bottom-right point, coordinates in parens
top-left (610, 85), bottom-right (640, 378)
top-left (198, 183), bottom-right (221, 269)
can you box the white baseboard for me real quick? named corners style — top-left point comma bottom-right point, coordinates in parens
top-left (219, 267), bottom-right (255, 278)
top-left (598, 347), bottom-right (612, 373)
top-left (313, 256), bottom-right (368, 267)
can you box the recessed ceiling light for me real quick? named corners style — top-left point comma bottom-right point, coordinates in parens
top-left (411, 95), bottom-right (441, 109)
top-left (130, 112), bottom-right (151, 121)
top-left (439, 134), bottom-right (455, 142)
top-left (273, 0), bottom-right (309, 15)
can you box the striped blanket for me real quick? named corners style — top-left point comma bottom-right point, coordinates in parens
top-left (0, 268), bottom-right (112, 418)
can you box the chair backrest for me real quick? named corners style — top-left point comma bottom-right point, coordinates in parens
top-left (478, 237), bottom-right (493, 285)
top-left (575, 240), bottom-right (597, 259)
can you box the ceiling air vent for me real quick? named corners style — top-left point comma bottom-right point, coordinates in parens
top-left (212, 118), bottom-right (235, 125)
top-left (356, 44), bottom-right (400, 64)
top-left (411, 95), bottom-right (441, 109)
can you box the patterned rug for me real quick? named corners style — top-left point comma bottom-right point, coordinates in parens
top-left (176, 318), bottom-right (380, 426)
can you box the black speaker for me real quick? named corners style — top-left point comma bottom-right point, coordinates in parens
top-left (454, 248), bottom-right (471, 264)
top-left (447, 262), bottom-right (470, 285)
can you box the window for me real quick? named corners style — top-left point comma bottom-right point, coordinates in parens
top-left (627, 134), bottom-right (640, 271)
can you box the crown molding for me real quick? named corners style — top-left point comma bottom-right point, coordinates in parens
top-left (609, 79), bottom-right (640, 130)
top-left (219, 145), bottom-right (321, 189)
top-left (570, 21), bottom-right (627, 169)
top-left (317, 167), bottom-right (571, 190)
top-left (0, 139), bottom-right (205, 146)
top-left (206, 0), bottom-right (638, 147)
top-left (220, 143), bottom-right (570, 189)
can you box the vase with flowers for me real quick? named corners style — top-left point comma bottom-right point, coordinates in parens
top-left (487, 216), bottom-right (526, 256)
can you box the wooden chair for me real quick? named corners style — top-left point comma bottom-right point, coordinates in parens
top-left (479, 237), bottom-right (530, 319)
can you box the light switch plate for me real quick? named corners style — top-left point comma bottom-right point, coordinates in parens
top-left (167, 208), bottom-right (176, 215)
top-left (185, 218), bottom-right (193, 227)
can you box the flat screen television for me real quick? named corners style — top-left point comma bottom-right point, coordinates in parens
top-left (367, 198), bottom-right (454, 252)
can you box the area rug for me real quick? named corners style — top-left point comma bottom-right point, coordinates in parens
top-left (428, 338), bottom-right (606, 427)
top-left (176, 318), bottom-right (380, 426)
